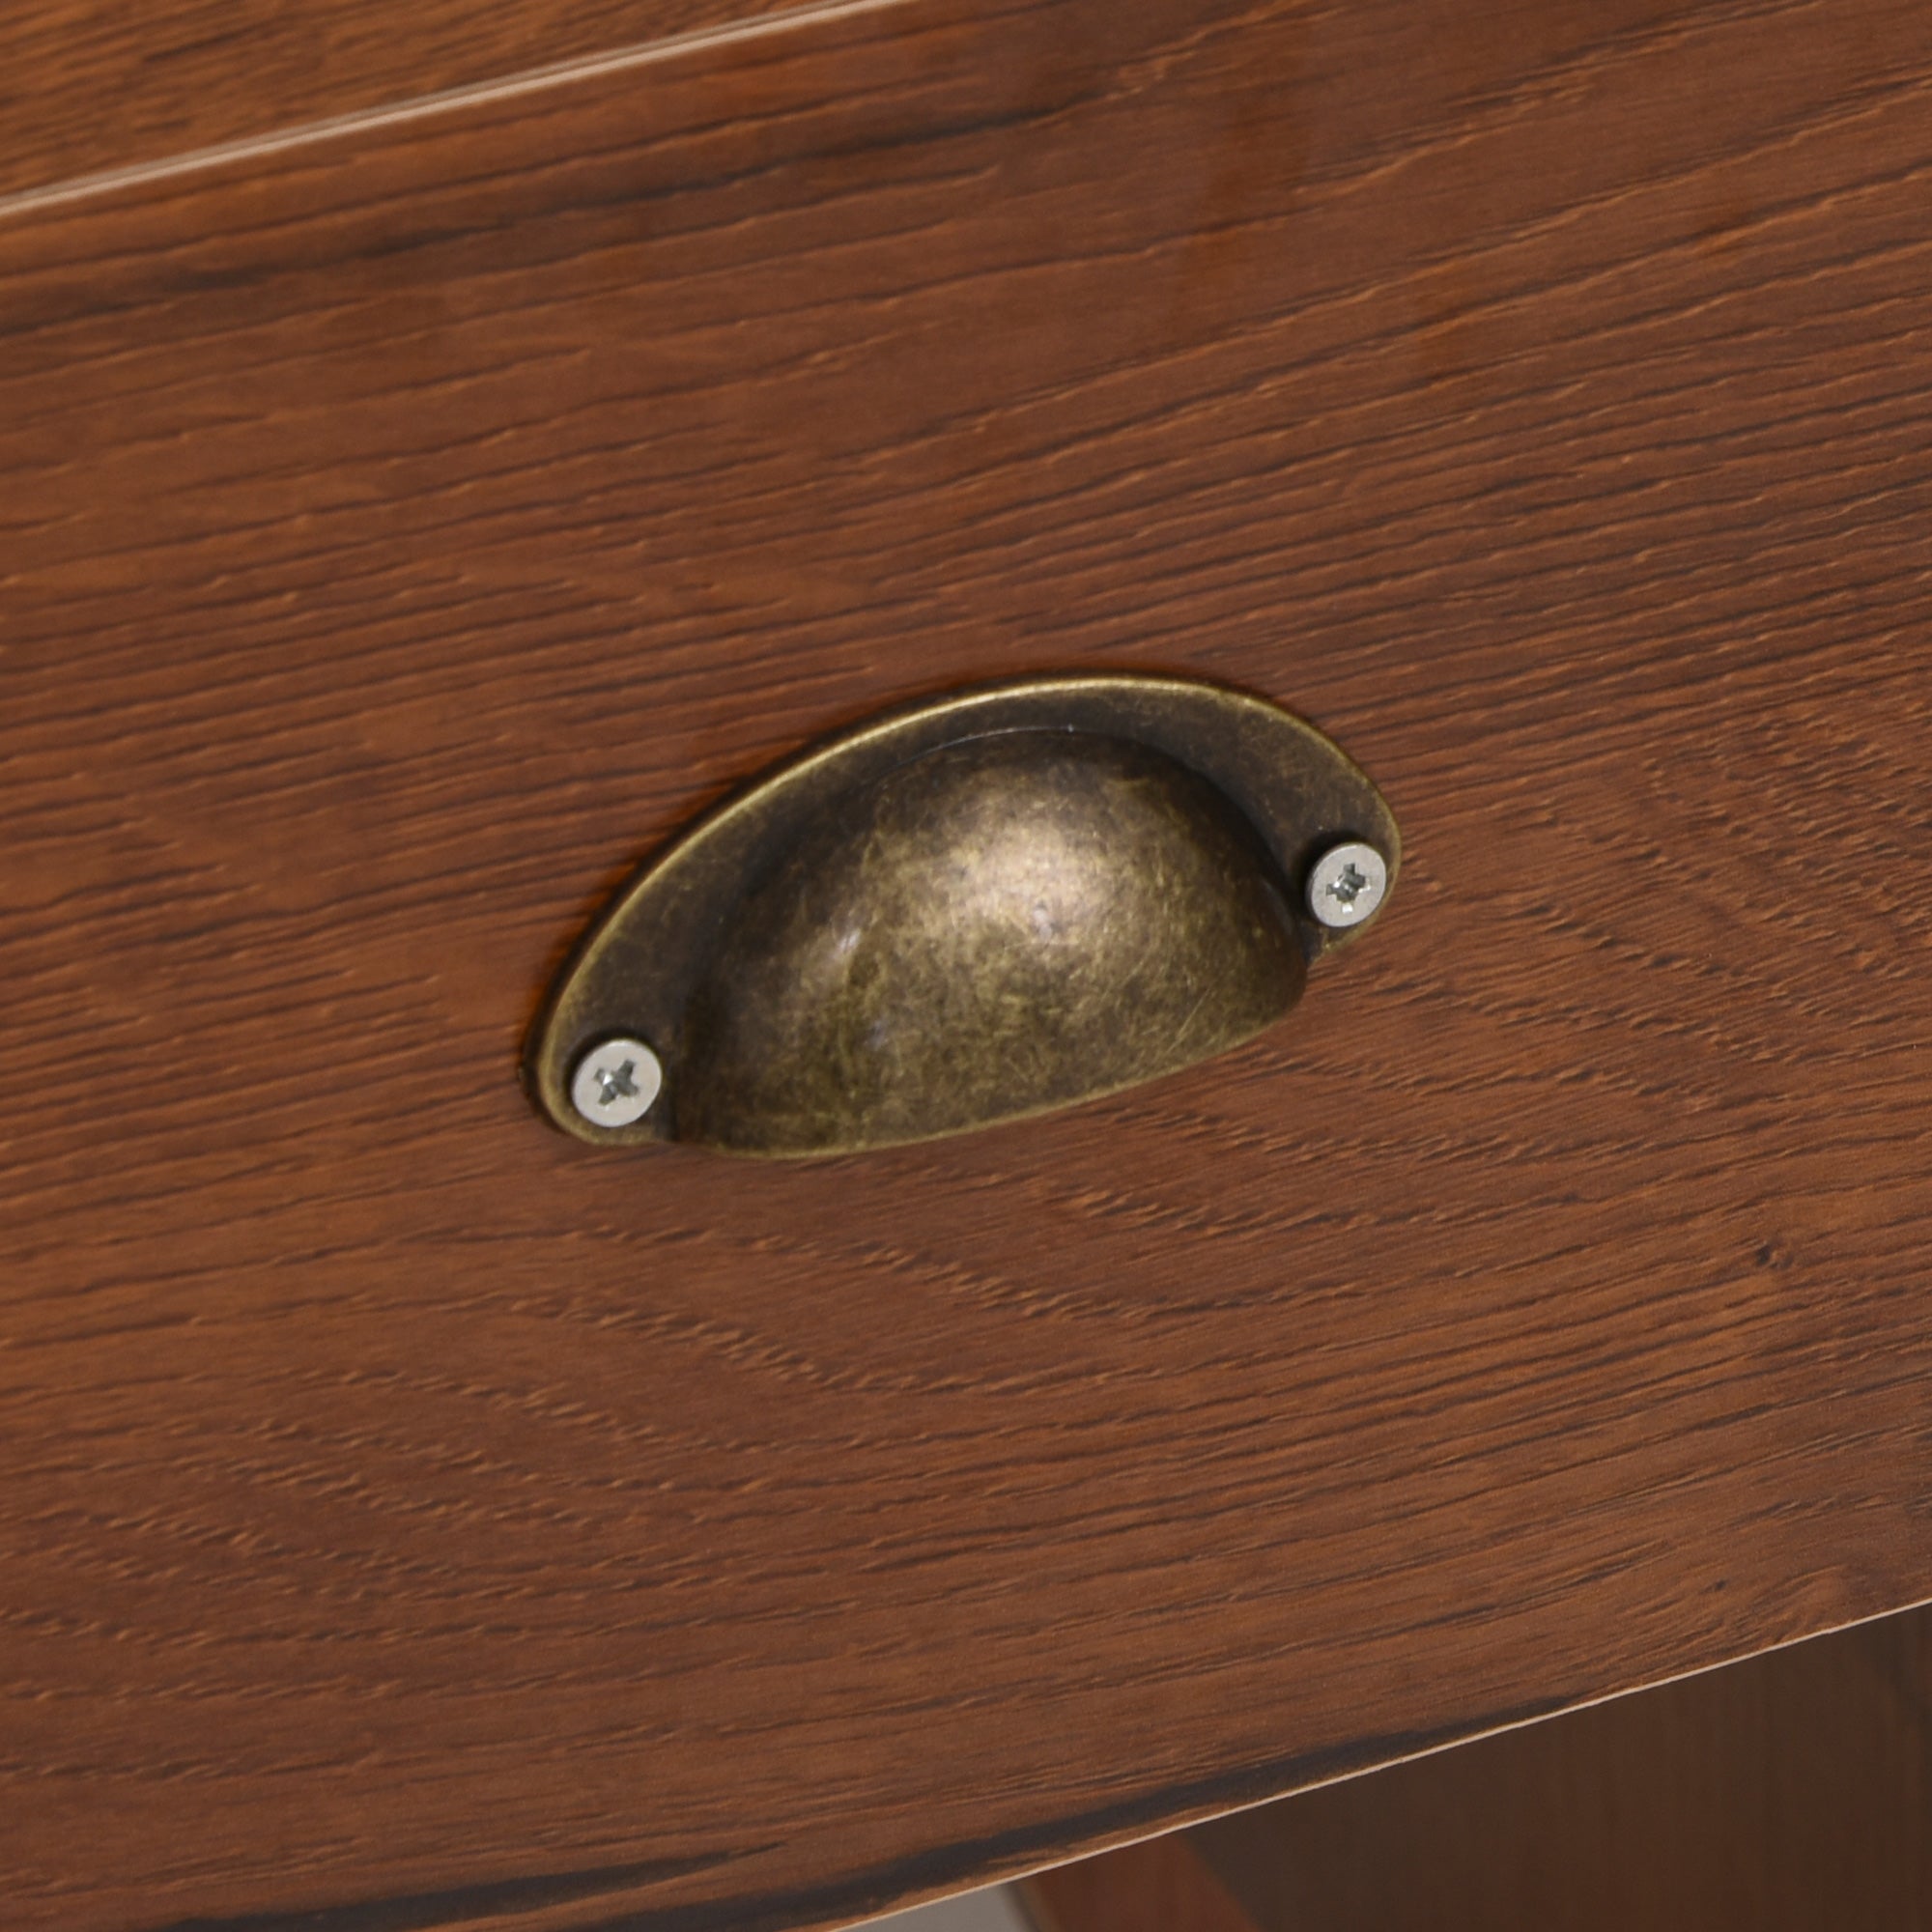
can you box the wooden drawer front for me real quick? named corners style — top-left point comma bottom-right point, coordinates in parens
top-left (6, 0), bottom-right (1932, 1926)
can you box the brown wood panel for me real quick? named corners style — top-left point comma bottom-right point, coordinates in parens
top-left (1024, 1835), bottom-right (1261, 1932)
top-left (6, 0), bottom-right (1932, 1927)
top-left (1189, 1603), bottom-right (1932, 1931)
top-left (0, 0), bottom-right (807, 203)
top-left (1033, 1605), bottom-right (1932, 1932)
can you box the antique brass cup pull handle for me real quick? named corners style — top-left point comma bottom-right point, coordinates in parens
top-left (527, 674), bottom-right (1399, 1157)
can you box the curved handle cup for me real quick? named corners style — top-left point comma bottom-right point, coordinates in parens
top-left (526, 674), bottom-right (1399, 1157)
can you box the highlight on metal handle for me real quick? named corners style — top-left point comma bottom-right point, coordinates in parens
top-left (526, 673), bottom-right (1399, 1158)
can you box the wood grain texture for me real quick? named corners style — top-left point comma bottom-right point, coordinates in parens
top-left (0, 0), bottom-right (809, 202)
top-left (1190, 1603), bottom-right (1932, 1930)
top-left (6, 0), bottom-right (1932, 1927)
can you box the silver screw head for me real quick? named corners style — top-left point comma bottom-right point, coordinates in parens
top-left (570, 1037), bottom-right (663, 1127)
top-left (1306, 840), bottom-right (1388, 929)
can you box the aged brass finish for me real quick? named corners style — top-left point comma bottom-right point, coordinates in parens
top-left (527, 674), bottom-right (1399, 1157)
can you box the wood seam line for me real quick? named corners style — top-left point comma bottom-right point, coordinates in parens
top-left (0, 0), bottom-right (922, 230)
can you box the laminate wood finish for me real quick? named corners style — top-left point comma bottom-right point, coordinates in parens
top-left (1024, 1836), bottom-right (1261, 1932)
top-left (0, 0), bottom-right (805, 202)
top-left (1189, 1603), bottom-right (1932, 1931)
top-left (6, 0), bottom-right (1932, 1927)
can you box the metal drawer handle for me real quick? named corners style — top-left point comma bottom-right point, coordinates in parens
top-left (526, 673), bottom-right (1399, 1158)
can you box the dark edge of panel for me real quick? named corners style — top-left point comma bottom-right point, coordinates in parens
top-left (139, 1695), bottom-right (1574, 1932)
